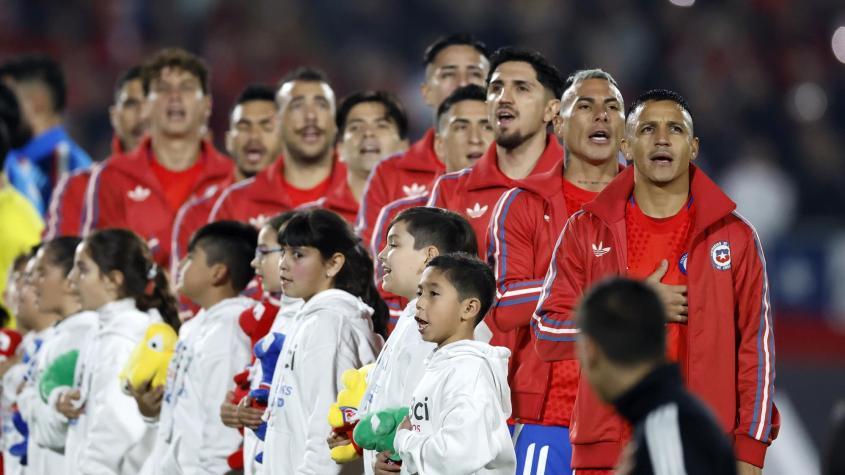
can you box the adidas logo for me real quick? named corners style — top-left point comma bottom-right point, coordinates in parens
top-left (402, 183), bottom-right (427, 198)
top-left (127, 185), bottom-right (151, 202)
top-left (249, 214), bottom-right (269, 229)
top-left (592, 242), bottom-right (611, 257)
top-left (466, 202), bottom-right (488, 219)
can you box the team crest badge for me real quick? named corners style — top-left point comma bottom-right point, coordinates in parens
top-left (679, 253), bottom-right (688, 275)
top-left (710, 241), bottom-right (731, 271)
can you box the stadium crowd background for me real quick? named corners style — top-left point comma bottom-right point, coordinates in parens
top-left (0, 0), bottom-right (843, 472)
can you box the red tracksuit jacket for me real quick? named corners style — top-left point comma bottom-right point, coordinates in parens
top-left (426, 135), bottom-right (563, 256)
top-left (296, 173), bottom-right (358, 225)
top-left (210, 156), bottom-right (346, 228)
top-left (82, 136), bottom-right (233, 268)
top-left (44, 136), bottom-right (128, 239)
top-left (355, 129), bottom-right (444, 247)
top-left (532, 165), bottom-right (778, 469)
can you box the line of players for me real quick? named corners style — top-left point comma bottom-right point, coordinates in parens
top-left (4, 33), bottom-right (776, 475)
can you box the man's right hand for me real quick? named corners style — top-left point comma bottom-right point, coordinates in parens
top-left (237, 396), bottom-right (265, 429)
top-left (645, 259), bottom-right (688, 323)
top-left (373, 451), bottom-right (401, 474)
top-left (220, 391), bottom-right (243, 428)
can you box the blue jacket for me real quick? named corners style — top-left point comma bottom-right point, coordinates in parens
top-left (4, 126), bottom-right (91, 215)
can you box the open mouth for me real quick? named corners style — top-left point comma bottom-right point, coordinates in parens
top-left (359, 142), bottom-right (381, 156)
top-left (166, 107), bottom-right (187, 121)
top-left (244, 145), bottom-right (266, 164)
top-left (381, 265), bottom-right (392, 276)
top-left (588, 130), bottom-right (610, 144)
top-left (466, 151), bottom-right (484, 162)
top-left (415, 316), bottom-right (429, 333)
top-left (496, 109), bottom-right (516, 127)
top-left (650, 151), bottom-right (674, 165)
top-left (299, 126), bottom-right (323, 144)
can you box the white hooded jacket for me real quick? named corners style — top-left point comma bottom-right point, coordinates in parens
top-left (394, 340), bottom-right (515, 475)
top-left (64, 298), bottom-right (158, 475)
top-left (148, 296), bottom-right (254, 475)
top-left (16, 310), bottom-right (97, 475)
top-left (261, 289), bottom-right (383, 475)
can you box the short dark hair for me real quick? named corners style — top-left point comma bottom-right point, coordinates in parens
top-left (423, 34), bottom-right (489, 67)
top-left (278, 67), bottom-right (330, 90)
top-left (627, 88), bottom-right (692, 118)
top-left (3, 54), bottom-right (66, 112)
top-left (43, 236), bottom-right (83, 276)
top-left (142, 48), bottom-right (210, 96)
top-left (235, 84), bottom-right (277, 107)
top-left (188, 221), bottom-right (258, 292)
top-left (436, 84), bottom-right (487, 132)
top-left (336, 90), bottom-right (409, 140)
top-left (577, 278), bottom-right (666, 365)
top-left (426, 252), bottom-right (495, 325)
top-left (390, 207), bottom-right (478, 256)
top-left (113, 65), bottom-right (143, 103)
top-left (486, 47), bottom-right (565, 99)
top-left (0, 83), bottom-right (30, 161)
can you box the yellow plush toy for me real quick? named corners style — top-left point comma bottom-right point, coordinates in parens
top-left (119, 322), bottom-right (178, 392)
top-left (327, 364), bottom-right (374, 463)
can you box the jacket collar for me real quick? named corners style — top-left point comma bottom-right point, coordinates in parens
top-left (465, 134), bottom-right (563, 191)
top-left (394, 129), bottom-right (444, 173)
top-left (109, 136), bottom-right (233, 192)
top-left (583, 164), bottom-right (736, 236)
top-left (613, 363), bottom-right (684, 425)
top-left (254, 153), bottom-right (347, 206)
top-left (12, 126), bottom-right (71, 162)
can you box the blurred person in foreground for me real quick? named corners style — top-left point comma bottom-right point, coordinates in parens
top-left (576, 277), bottom-right (736, 475)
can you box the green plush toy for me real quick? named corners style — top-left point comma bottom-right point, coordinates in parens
top-left (38, 350), bottom-right (79, 403)
top-left (352, 407), bottom-right (408, 462)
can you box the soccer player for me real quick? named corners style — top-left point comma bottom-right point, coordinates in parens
top-left (532, 89), bottom-right (778, 475)
top-left (44, 65), bottom-right (147, 239)
top-left (300, 90), bottom-right (408, 224)
top-left (485, 69), bottom-right (625, 475)
top-left (427, 47), bottom-right (564, 255)
top-left (170, 84), bottom-right (283, 279)
top-left (82, 48), bottom-right (233, 268)
top-left (209, 68), bottom-right (346, 228)
top-left (356, 34), bottom-right (489, 246)
top-left (1, 54), bottom-right (92, 216)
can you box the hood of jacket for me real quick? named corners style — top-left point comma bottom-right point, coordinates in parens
top-left (427, 340), bottom-right (512, 414)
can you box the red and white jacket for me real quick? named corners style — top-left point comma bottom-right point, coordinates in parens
top-left (45, 136), bottom-right (128, 239)
top-left (296, 173), bottom-right (358, 225)
top-left (210, 156), bottom-right (346, 228)
top-left (426, 135), bottom-right (563, 256)
top-left (532, 165), bottom-right (778, 468)
top-left (82, 136), bottom-right (233, 268)
top-left (355, 129), bottom-right (444, 246)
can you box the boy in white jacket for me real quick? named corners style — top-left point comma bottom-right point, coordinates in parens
top-left (138, 221), bottom-right (258, 475)
top-left (393, 253), bottom-right (516, 475)
top-left (351, 207), bottom-right (478, 475)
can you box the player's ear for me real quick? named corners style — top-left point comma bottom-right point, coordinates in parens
top-left (690, 137), bottom-right (700, 162)
top-left (461, 297), bottom-right (481, 323)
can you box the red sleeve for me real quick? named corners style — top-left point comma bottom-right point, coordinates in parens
top-left (486, 189), bottom-right (545, 333)
top-left (732, 218), bottom-right (778, 467)
top-left (82, 162), bottom-right (125, 233)
top-left (425, 174), bottom-right (449, 209)
top-left (44, 171), bottom-right (90, 239)
top-left (531, 212), bottom-right (589, 361)
top-left (355, 160), bottom-right (394, 247)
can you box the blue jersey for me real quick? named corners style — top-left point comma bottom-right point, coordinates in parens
top-left (4, 126), bottom-right (92, 216)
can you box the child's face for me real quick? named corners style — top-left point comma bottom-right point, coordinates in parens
top-left (34, 248), bottom-right (70, 315)
top-left (277, 245), bottom-right (334, 301)
top-left (251, 225), bottom-right (283, 293)
top-left (68, 243), bottom-right (119, 311)
top-left (415, 267), bottom-right (470, 347)
top-left (177, 245), bottom-right (214, 301)
top-left (16, 258), bottom-right (43, 330)
top-left (378, 221), bottom-right (430, 299)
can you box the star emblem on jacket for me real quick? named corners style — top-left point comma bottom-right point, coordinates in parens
top-left (466, 202), bottom-right (489, 219)
top-left (592, 242), bottom-right (611, 257)
top-left (402, 183), bottom-right (427, 198)
top-left (127, 185), bottom-right (151, 202)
